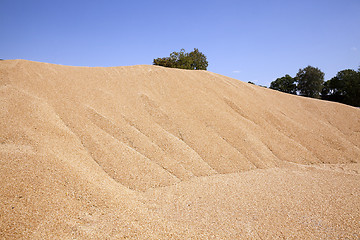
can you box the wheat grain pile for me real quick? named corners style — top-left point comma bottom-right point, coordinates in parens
top-left (1, 60), bottom-right (359, 239)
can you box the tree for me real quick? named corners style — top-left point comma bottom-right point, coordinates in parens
top-left (270, 74), bottom-right (297, 94)
top-left (343, 69), bottom-right (360, 107)
top-left (295, 66), bottom-right (324, 98)
top-left (152, 57), bottom-right (175, 68)
top-left (153, 48), bottom-right (208, 70)
top-left (188, 48), bottom-right (208, 70)
top-left (322, 69), bottom-right (360, 107)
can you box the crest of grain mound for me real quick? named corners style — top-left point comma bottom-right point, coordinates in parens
top-left (1, 60), bottom-right (360, 239)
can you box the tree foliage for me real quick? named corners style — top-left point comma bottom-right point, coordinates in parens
top-left (269, 65), bottom-right (359, 107)
top-left (322, 69), bottom-right (360, 107)
top-left (270, 74), bottom-right (297, 94)
top-left (295, 66), bottom-right (324, 98)
top-left (153, 48), bottom-right (208, 70)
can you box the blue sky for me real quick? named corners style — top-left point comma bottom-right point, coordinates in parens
top-left (1, 0), bottom-right (359, 86)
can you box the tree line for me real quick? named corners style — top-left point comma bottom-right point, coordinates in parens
top-left (270, 66), bottom-right (360, 107)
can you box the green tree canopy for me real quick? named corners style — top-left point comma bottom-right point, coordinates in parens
top-left (270, 74), bottom-right (297, 94)
top-left (296, 66), bottom-right (324, 98)
top-left (153, 48), bottom-right (208, 70)
top-left (322, 69), bottom-right (360, 107)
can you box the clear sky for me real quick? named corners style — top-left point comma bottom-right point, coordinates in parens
top-left (1, 0), bottom-right (359, 86)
